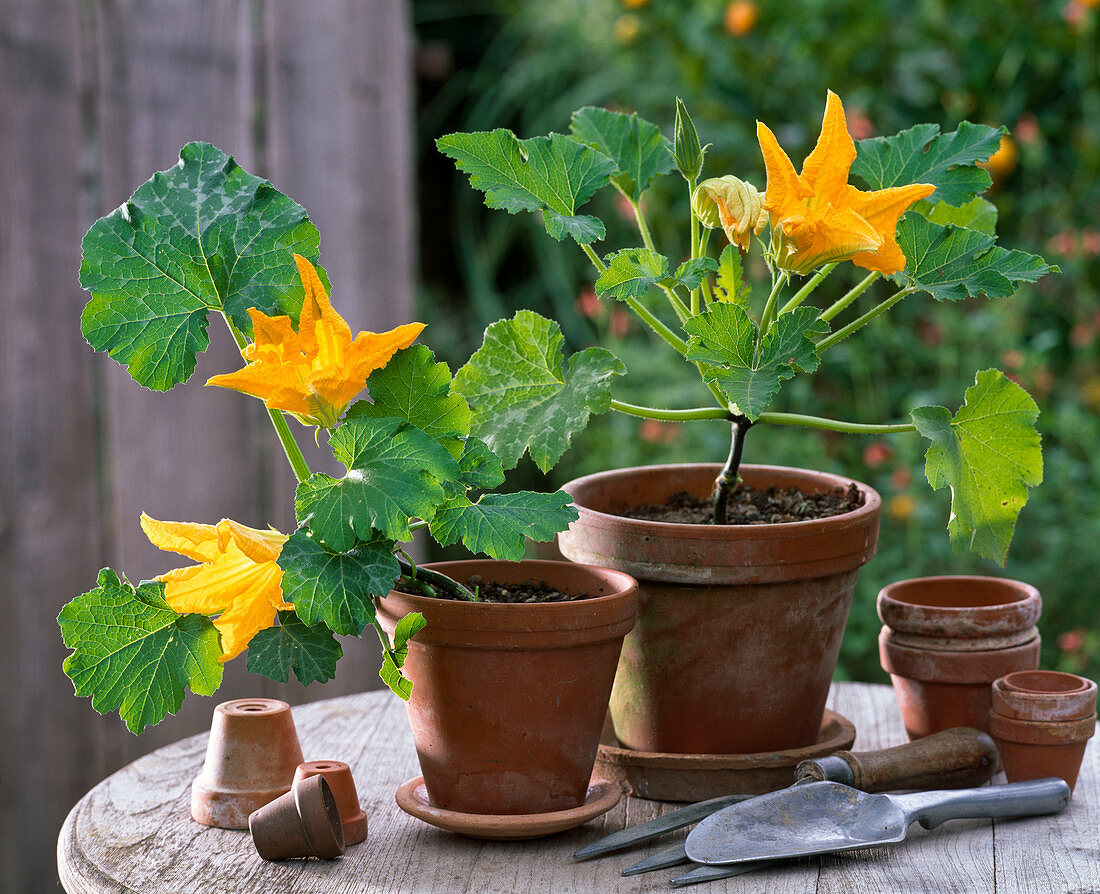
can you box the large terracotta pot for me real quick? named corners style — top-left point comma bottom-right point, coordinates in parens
top-left (375, 559), bottom-right (638, 815)
top-left (877, 576), bottom-right (1042, 740)
top-left (556, 464), bottom-right (881, 755)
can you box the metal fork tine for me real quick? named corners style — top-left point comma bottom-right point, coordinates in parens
top-left (621, 841), bottom-right (691, 876)
top-left (669, 860), bottom-right (773, 887)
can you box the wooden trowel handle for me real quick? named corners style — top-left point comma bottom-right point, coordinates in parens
top-left (795, 727), bottom-right (998, 792)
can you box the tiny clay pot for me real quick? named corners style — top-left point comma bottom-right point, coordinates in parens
top-left (191, 698), bottom-right (304, 829)
top-left (294, 761), bottom-right (368, 845)
top-left (249, 774), bottom-right (345, 861)
top-left (878, 576), bottom-right (1041, 740)
top-left (990, 671), bottom-right (1097, 794)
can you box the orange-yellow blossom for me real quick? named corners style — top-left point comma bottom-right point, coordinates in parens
top-left (141, 514), bottom-right (289, 663)
top-left (207, 255), bottom-right (425, 427)
top-left (693, 176), bottom-right (767, 250)
top-left (757, 91), bottom-right (935, 275)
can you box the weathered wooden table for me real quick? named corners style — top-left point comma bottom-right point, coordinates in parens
top-left (58, 682), bottom-right (1099, 893)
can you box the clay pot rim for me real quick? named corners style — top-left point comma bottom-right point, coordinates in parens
top-left (561, 463), bottom-right (881, 539)
top-left (999, 670), bottom-right (1094, 695)
top-left (878, 575), bottom-right (1040, 614)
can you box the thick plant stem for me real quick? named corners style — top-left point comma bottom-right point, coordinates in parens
top-left (780, 263), bottom-right (838, 314)
top-left (223, 313), bottom-right (312, 483)
top-left (819, 271), bottom-right (882, 323)
top-left (698, 229), bottom-right (714, 306)
top-left (713, 417), bottom-right (751, 525)
top-left (758, 411), bottom-right (917, 434)
top-left (581, 243), bottom-right (690, 355)
top-left (396, 554), bottom-right (478, 601)
top-left (757, 272), bottom-right (788, 349)
top-left (688, 175), bottom-right (701, 315)
top-left (817, 287), bottom-right (914, 353)
top-left (610, 398), bottom-right (732, 421)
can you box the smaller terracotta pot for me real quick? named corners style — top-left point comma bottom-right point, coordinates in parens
top-left (877, 576), bottom-right (1041, 740)
top-left (191, 698), bottom-right (305, 829)
top-left (990, 671), bottom-right (1097, 793)
top-left (294, 761), bottom-right (368, 845)
top-left (249, 774), bottom-right (345, 861)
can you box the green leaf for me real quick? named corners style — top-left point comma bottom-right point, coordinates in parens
top-left (453, 311), bottom-right (626, 471)
top-left (853, 122), bottom-right (1003, 207)
top-left (246, 610), bottom-right (342, 686)
top-left (278, 530), bottom-right (400, 636)
top-left (684, 305), bottom-right (825, 420)
top-left (437, 129), bottom-right (616, 244)
top-left (675, 257), bottom-right (720, 291)
top-left (595, 249), bottom-right (670, 299)
top-left (894, 214), bottom-right (1057, 301)
top-left (713, 245), bottom-right (751, 308)
top-left (569, 106), bottom-right (674, 201)
top-left (296, 417), bottom-right (459, 547)
top-left (429, 491), bottom-right (579, 561)
top-left (456, 437), bottom-right (505, 490)
top-left (346, 345), bottom-right (470, 458)
top-left (916, 196), bottom-right (998, 236)
top-left (911, 369), bottom-right (1042, 565)
top-left (379, 612), bottom-right (427, 701)
top-left (673, 97), bottom-right (705, 182)
top-left (59, 570), bottom-right (223, 733)
top-left (79, 142), bottom-right (325, 390)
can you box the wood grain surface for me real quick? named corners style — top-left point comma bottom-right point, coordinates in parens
top-left (58, 682), bottom-right (1100, 894)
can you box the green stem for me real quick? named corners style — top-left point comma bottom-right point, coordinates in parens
top-left (819, 271), bottom-right (882, 323)
top-left (757, 272), bottom-right (788, 349)
top-left (661, 285), bottom-right (692, 323)
top-left (757, 411), bottom-right (917, 434)
top-left (816, 287), bottom-right (914, 353)
top-left (713, 417), bottom-right (751, 524)
top-left (698, 229), bottom-right (714, 306)
top-left (372, 619), bottom-right (398, 658)
top-left (408, 519), bottom-right (429, 533)
top-left (610, 398), bottom-right (732, 421)
top-left (223, 314), bottom-right (312, 483)
top-left (581, 242), bottom-right (689, 355)
top-left (627, 193), bottom-right (690, 323)
top-left (688, 176), bottom-right (700, 315)
top-left (395, 554), bottom-right (478, 601)
top-left (780, 263), bottom-right (838, 314)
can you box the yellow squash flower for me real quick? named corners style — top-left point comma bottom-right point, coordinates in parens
top-left (141, 514), bottom-right (290, 663)
top-left (757, 91), bottom-right (935, 275)
top-left (693, 175), bottom-right (767, 250)
top-left (208, 255), bottom-right (425, 427)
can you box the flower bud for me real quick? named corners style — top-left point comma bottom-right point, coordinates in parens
top-left (692, 176), bottom-right (766, 249)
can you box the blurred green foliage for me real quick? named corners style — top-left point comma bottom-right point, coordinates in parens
top-left (413, 0), bottom-right (1100, 682)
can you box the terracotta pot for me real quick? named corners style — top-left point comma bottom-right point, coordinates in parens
top-left (248, 774), bottom-right (345, 861)
top-left (556, 463), bottom-right (881, 754)
top-left (375, 559), bottom-right (638, 815)
top-left (877, 576), bottom-right (1042, 740)
top-left (990, 671), bottom-right (1097, 793)
top-left (294, 761), bottom-right (368, 845)
top-left (191, 698), bottom-right (304, 829)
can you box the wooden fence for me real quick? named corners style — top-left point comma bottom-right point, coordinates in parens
top-left (0, 2), bottom-right (413, 889)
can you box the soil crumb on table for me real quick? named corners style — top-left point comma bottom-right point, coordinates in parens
top-left (623, 482), bottom-right (864, 525)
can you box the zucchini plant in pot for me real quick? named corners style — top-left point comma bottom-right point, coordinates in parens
top-left (58, 144), bottom-right (638, 818)
top-left (439, 92), bottom-right (1056, 754)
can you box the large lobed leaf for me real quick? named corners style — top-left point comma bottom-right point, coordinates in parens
top-left (853, 122), bottom-right (1003, 207)
top-left (569, 106), bottom-right (674, 201)
top-left (894, 214), bottom-right (1056, 301)
top-left (453, 310), bottom-right (625, 471)
top-left (684, 305), bottom-right (825, 420)
top-left (80, 142), bottom-right (326, 390)
top-left (59, 570), bottom-right (223, 733)
top-left (429, 491), bottom-right (579, 562)
top-left (295, 416), bottom-right (459, 547)
top-left (912, 369), bottom-right (1042, 565)
top-left (278, 530), bottom-right (400, 636)
top-left (346, 345), bottom-right (470, 458)
top-left (247, 610), bottom-right (342, 686)
top-left (437, 129), bottom-right (616, 243)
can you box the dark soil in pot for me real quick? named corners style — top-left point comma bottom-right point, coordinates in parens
top-left (625, 482), bottom-right (864, 525)
top-left (396, 575), bottom-right (592, 604)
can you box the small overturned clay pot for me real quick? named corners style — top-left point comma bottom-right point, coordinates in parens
top-left (294, 761), bottom-right (368, 845)
top-left (990, 671), bottom-right (1097, 793)
top-left (249, 774), bottom-right (345, 861)
top-left (191, 698), bottom-right (304, 829)
top-left (878, 576), bottom-right (1041, 740)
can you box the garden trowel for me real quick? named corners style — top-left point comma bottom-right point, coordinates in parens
top-left (685, 776), bottom-right (1070, 866)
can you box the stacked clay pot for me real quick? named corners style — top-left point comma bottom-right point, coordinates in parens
top-left (990, 671), bottom-right (1097, 794)
top-left (878, 576), bottom-right (1041, 740)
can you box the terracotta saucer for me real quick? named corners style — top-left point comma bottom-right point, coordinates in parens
top-left (395, 776), bottom-right (621, 840)
top-left (595, 708), bottom-right (857, 802)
